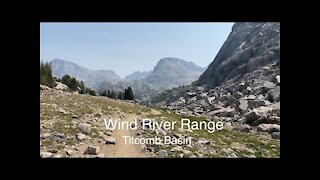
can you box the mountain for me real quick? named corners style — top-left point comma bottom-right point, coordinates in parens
top-left (145, 57), bottom-right (204, 90)
top-left (151, 22), bottom-right (280, 140)
top-left (50, 58), bottom-right (204, 102)
top-left (197, 22), bottom-right (280, 88)
top-left (124, 71), bottom-right (152, 81)
top-left (50, 59), bottom-right (121, 88)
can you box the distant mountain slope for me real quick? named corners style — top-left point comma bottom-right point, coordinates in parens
top-left (50, 59), bottom-right (121, 88)
top-left (124, 71), bottom-right (152, 81)
top-left (145, 57), bottom-right (204, 90)
top-left (197, 22), bottom-right (280, 88)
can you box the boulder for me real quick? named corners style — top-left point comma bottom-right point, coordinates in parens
top-left (271, 132), bottom-right (280, 139)
top-left (76, 133), bottom-right (86, 141)
top-left (246, 95), bottom-right (256, 100)
top-left (40, 85), bottom-right (51, 91)
top-left (239, 124), bottom-right (252, 132)
top-left (171, 146), bottom-right (184, 152)
top-left (105, 137), bottom-right (116, 145)
top-left (41, 152), bottom-right (52, 158)
top-left (187, 92), bottom-right (197, 97)
top-left (206, 96), bottom-right (216, 104)
top-left (159, 150), bottom-right (168, 158)
top-left (239, 99), bottom-right (248, 111)
top-left (268, 86), bottom-right (280, 102)
top-left (207, 107), bottom-right (235, 117)
top-left (54, 82), bottom-right (69, 90)
top-left (223, 122), bottom-right (233, 131)
top-left (78, 123), bottom-right (92, 134)
top-left (270, 102), bottom-right (280, 110)
top-left (85, 146), bottom-right (100, 155)
top-left (41, 133), bottom-right (51, 139)
top-left (197, 138), bottom-right (210, 145)
top-left (248, 100), bottom-right (271, 109)
top-left (257, 124), bottom-right (280, 132)
top-left (251, 116), bottom-right (280, 126)
top-left (263, 81), bottom-right (276, 89)
top-left (253, 86), bottom-right (265, 95)
top-left (210, 104), bottom-right (223, 111)
top-left (243, 111), bottom-right (260, 124)
top-left (227, 96), bottom-right (240, 108)
top-left (199, 99), bottom-right (210, 110)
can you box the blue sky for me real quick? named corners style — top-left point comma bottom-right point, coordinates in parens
top-left (40, 23), bottom-right (234, 77)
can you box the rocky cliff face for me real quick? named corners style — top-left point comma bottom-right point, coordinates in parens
top-left (197, 22), bottom-right (280, 88)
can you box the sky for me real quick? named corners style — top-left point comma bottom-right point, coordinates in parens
top-left (40, 22), bottom-right (234, 78)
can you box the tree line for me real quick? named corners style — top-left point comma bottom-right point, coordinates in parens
top-left (99, 87), bottom-right (134, 100)
top-left (40, 61), bottom-right (56, 88)
top-left (40, 60), bottom-right (96, 96)
top-left (55, 75), bottom-right (96, 96)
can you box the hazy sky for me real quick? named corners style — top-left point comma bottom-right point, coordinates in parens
top-left (40, 22), bottom-right (234, 78)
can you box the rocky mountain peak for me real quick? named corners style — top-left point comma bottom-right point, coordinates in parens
top-left (197, 22), bottom-right (280, 88)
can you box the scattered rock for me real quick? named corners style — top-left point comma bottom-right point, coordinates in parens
top-left (58, 108), bottom-right (68, 115)
top-left (155, 129), bottom-right (167, 136)
top-left (52, 154), bottom-right (63, 158)
top-left (53, 133), bottom-right (65, 143)
top-left (85, 146), bottom-right (100, 155)
top-left (96, 153), bottom-right (105, 158)
top-left (263, 81), bottom-right (276, 89)
top-left (197, 138), bottom-right (210, 145)
top-left (187, 92), bottom-right (197, 97)
top-left (48, 148), bottom-right (58, 153)
top-left (239, 124), bottom-right (252, 132)
top-left (41, 152), bottom-right (52, 158)
top-left (41, 133), bottom-right (51, 139)
top-left (268, 86), bottom-right (280, 102)
top-left (228, 153), bottom-right (238, 158)
top-left (257, 124), bottom-right (280, 132)
top-left (247, 95), bottom-right (256, 100)
top-left (270, 102), bottom-right (280, 110)
top-left (231, 142), bottom-right (247, 151)
top-left (40, 85), bottom-right (51, 91)
top-left (171, 146), bottom-right (184, 152)
top-left (159, 150), bottom-right (168, 158)
top-left (71, 114), bottom-right (78, 119)
top-left (76, 133), bottom-right (86, 141)
top-left (271, 132), bottom-right (280, 139)
top-left (223, 122), bottom-right (233, 131)
top-left (105, 137), bottom-right (116, 145)
top-left (207, 107), bottom-right (235, 117)
top-left (239, 100), bottom-right (248, 111)
top-left (66, 150), bottom-right (73, 156)
top-left (244, 111), bottom-right (260, 124)
top-left (207, 96), bottom-right (216, 105)
top-left (248, 100), bottom-right (271, 109)
top-left (105, 131), bottom-right (113, 136)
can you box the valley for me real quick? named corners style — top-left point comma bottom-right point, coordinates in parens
top-left (40, 22), bottom-right (280, 158)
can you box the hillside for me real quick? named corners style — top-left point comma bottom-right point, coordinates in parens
top-left (40, 86), bottom-right (279, 158)
top-left (51, 59), bottom-right (121, 88)
top-left (145, 57), bottom-right (204, 90)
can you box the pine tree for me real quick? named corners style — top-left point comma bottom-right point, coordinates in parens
top-left (117, 91), bottom-right (123, 99)
top-left (128, 87), bottom-right (134, 100)
top-left (40, 60), bottom-right (56, 88)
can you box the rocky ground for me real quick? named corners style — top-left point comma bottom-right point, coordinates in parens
top-left (40, 82), bottom-right (279, 158)
top-left (163, 60), bottom-right (280, 142)
top-left (40, 85), bottom-right (154, 158)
